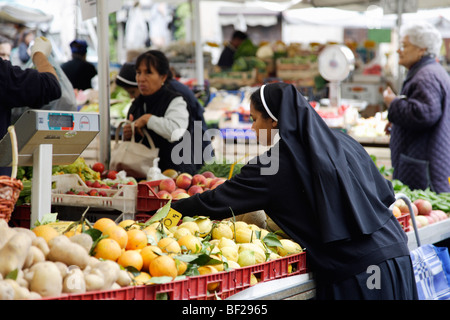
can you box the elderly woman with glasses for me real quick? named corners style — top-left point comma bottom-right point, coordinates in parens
top-left (383, 22), bottom-right (450, 193)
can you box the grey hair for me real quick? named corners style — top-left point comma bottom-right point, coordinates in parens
top-left (400, 22), bottom-right (442, 57)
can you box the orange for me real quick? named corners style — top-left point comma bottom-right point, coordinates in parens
top-left (94, 238), bottom-right (122, 261)
top-left (118, 219), bottom-right (139, 230)
top-left (103, 225), bottom-right (128, 249)
top-left (32, 225), bottom-right (59, 244)
top-left (149, 255), bottom-right (177, 278)
top-left (117, 250), bottom-right (144, 271)
top-left (175, 259), bottom-right (188, 276)
top-left (177, 234), bottom-right (202, 253)
top-left (126, 229), bottom-right (148, 250)
top-left (93, 218), bottom-right (116, 233)
top-left (140, 245), bottom-right (163, 272)
top-left (197, 266), bottom-right (219, 291)
top-left (157, 237), bottom-right (181, 254)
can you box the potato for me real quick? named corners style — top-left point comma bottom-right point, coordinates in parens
top-left (117, 269), bottom-right (132, 287)
top-left (70, 233), bottom-right (93, 254)
top-left (29, 261), bottom-right (62, 298)
top-left (54, 261), bottom-right (68, 279)
top-left (4, 279), bottom-right (31, 300)
top-left (0, 232), bottom-right (32, 278)
top-left (95, 260), bottom-right (120, 290)
top-left (14, 227), bottom-right (36, 241)
top-left (24, 246), bottom-right (46, 269)
top-left (47, 235), bottom-right (89, 269)
top-left (0, 280), bottom-right (14, 300)
top-left (63, 267), bottom-right (86, 294)
top-left (32, 237), bottom-right (50, 257)
top-left (0, 219), bottom-right (16, 249)
top-left (85, 269), bottom-right (105, 292)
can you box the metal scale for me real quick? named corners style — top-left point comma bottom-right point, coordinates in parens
top-left (318, 44), bottom-right (355, 107)
top-left (0, 110), bottom-right (100, 225)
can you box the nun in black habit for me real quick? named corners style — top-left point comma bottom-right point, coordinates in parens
top-left (171, 82), bottom-right (418, 300)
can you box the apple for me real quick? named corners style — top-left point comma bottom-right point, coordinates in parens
top-left (191, 174), bottom-right (207, 187)
top-left (92, 162), bottom-right (105, 173)
top-left (157, 190), bottom-right (172, 199)
top-left (394, 199), bottom-right (409, 214)
top-left (85, 180), bottom-right (94, 187)
top-left (429, 211), bottom-right (440, 222)
top-left (171, 188), bottom-right (188, 197)
top-left (176, 173), bottom-right (192, 189)
top-left (210, 178), bottom-right (226, 190)
top-left (204, 178), bottom-right (213, 188)
top-left (92, 180), bottom-right (102, 188)
top-left (202, 171), bottom-right (215, 179)
top-left (425, 215), bottom-right (435, 225)
top-left (173, 192), bottom-right (190, 200)
top-left (431, 210), bottom-right (448, 221)
top-left (159, 178), bottom-right (176, 193)
top-left (188, 185), bottom-right (203, 196)
top-left (415, 215), bottom-right (429, 227)
top-left (410, 203), bottom-right (419, 216)
top-left (413, 199), bottom-right (432, 216)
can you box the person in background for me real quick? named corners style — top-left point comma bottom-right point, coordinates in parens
top-left (0, 35), bottom-right (12, 61)
top-left (116, 59), bottom-right (212, 171)
top-left (217, 30), bottom-right (248, 70)
top-left (115, 62), bottom-right (141, 99)
top-left (383, 22), bottom-right (450, 193)
top-left (18, 29), bottom-right (34, 64)
top-left (172, 82), bottom-right (418, 300)
top-left (122, 50), bottom-right (197, 175)
top-left (61, 39), bottom-right (97, 90)
top-left (0, 36), bottom-right (62, 176)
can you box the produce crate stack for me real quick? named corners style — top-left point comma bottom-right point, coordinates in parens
top-left (276, 56), bottom-right (319, 87)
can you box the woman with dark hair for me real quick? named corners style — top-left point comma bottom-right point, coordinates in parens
top-left (172, 82), bottom-right (418, 300)
top-left (123, 50), bottom-right (197, 175)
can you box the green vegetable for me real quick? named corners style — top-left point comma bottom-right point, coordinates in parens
top-left (197, 159), bottom-right (244, 178)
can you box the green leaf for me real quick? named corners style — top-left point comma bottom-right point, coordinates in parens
top-left (149, 276), bottom-right (174, 284)
top-left (5, 269), bottom-right (18, 280)
top-left (34, 212), bottom-right (58, 227)
top-left (145, 200), bottom-right (172, 225)
top-left (263, 233), bottom-right (282, 248)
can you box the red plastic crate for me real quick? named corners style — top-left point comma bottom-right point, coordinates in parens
top-left (187, 252), bottom-right (307, 300)
top-left (134, 278), bottom-right (190, 300)
top-left (186, 269), bottom-right (236, 300)
top-left (396, 213), bottom-right (410, 232)
top-left (8, 204), bottom-right (31, 228)
top-left (137, 180), bottom-right (178, 213)
top-left (42, 286), bottom-right (136, 300)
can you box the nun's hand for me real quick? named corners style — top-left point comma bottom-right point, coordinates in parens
top-left (383, 87), bottom-right (396, 108)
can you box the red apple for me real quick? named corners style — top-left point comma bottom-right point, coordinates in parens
top-left (410, 203), bottom-right (419, 216)
top-left (176, 173), bottom-right (192, 189)
top-left (171, 188), bottom-right (188, 197)
top-left (188, 185), bottom-right (203, 196)
top-left (92, 162), bottom-right (105, 173)
top-left (173, 192), bottom-right (190, 199)
top-left (191, 174), bottom-right (207, 187)
top-left (425, 215), bottom-right (435, 225)
top-left (159, 178), bottom-right (176, 193)
top-left (414, 199), bottom-right (432, 216)
top-left (211, 178), bottom-right (226, 190)
top-left (394, 199), bottom-right (409, 214)
top-left (202, 171), bottom-right (215, 179)
top-left (157, 190), bottom-right (172, 199)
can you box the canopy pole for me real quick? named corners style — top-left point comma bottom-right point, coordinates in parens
top-left (192, 0), bottom-right (204, 89)
top-left (96, 0), bottom-right (111, 167)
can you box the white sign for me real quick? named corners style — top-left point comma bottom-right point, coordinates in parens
top-left (79, 0), bottom-right (122, 20)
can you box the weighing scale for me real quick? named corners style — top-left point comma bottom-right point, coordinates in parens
top-left (0, 110), bottom-right (100, 225)
top-left (318, 44), bottom-right (355, 107)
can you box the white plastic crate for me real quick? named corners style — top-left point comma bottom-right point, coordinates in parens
top-left (51, 174), bottom-right (136, 213)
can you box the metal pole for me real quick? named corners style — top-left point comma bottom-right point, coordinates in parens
top-left (96, 0), bottom-right (111, 168)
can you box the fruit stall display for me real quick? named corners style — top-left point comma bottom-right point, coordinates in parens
top-left (0, 201), bottom-right (306, 300)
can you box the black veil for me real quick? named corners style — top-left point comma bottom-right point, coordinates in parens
top-left (260, 82), bottom-right (395, 243)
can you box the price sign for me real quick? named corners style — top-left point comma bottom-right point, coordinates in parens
top-left (163, 208), bottom-right (182, 229)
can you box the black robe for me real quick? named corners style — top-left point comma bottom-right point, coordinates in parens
top-left (172, 82), bottom-right (417, 299)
